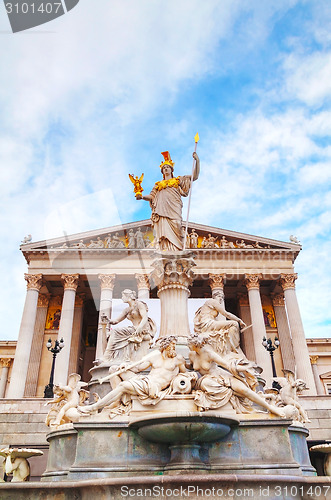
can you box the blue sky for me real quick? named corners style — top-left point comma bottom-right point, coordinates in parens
top-left (0, 0), bottom-right (330, 340)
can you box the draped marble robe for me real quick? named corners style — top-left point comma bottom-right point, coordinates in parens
top-left (149, 175), bottom-right (191, 251)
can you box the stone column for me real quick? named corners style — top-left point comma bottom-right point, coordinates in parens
top-left (244, 274), bottom-right (273, 384)
top-left (209, 274), bottom-right (226, 320)
top-left (280, 274), bottom-right (316, 395)
top-left (271, 293), bottom-right (295, 373)
top-left (7, 274), bottom-right (43, 398)
top-left (54, 274), bottom-right (79, 385)
top-left (135, 274), bottom-right (150, 300)
top-left (24, 294), bottom-right (50, 397)
top-left (96, 274), bottom-right (116, 361)
top-left (68, 294), bottom-right (85, 375)
top-left (0, 359), bottom-right (12, 398)
top-left (310, 355), bottom-right (325, 395)
top-left (237, 293), bottom-right (255, 361)
top-left (151, 252), bottom-right (196, 339)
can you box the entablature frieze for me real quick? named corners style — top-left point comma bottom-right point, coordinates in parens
top-left (21, 221), bottom-right (301, 266)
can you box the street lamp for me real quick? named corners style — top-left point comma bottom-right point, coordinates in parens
top-left (43, 337), bottom-right (64, 398)
top-left (262, 336), bottom-right (281, 390)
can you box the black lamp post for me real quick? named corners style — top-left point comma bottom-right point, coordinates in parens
top-left (44, 337), bottom-right (64, 398)
top-left (262, 336), bottom-right (281, 390)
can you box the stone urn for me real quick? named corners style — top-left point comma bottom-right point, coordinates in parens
top-left (310, 443), bottom-right (331, 476)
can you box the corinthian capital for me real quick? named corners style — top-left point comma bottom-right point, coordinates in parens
top-left (98, 274), bottom-right (116, 290)
top-left (244, 274), bottom-right (262, 291)
top-left (279, 273), bottom-right (298, 291)
top-left (61, 274), bottom-right (79, 291)
top-left (309, 355), bottom-right (319, 365)
top-left (135, 274), bottom-right (150, 290)
top-left (24, 273), bottom-right (42, 291)
top-left (209, 273), bottom-right (226, 291)
top-left (271, 293), bottom-right (285, 307)
top-left (0, 358), bottom-right (12, 368)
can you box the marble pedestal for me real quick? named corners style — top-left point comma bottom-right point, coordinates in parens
top-left (151, 251), bottom-right (196, 340)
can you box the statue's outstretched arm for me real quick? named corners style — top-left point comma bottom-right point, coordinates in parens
top-left (136, 193), bottom-right (152, 202)
top-left (213, 300), bottom-right (245, 326)
top-left (206, 345), bottom-right (231, 372)
top-left (192, 152), bottom-right (200, 181)
top-left (110, 307), bottom-right (129, 325)
top-left (224, 310), bottom-right (245, 326)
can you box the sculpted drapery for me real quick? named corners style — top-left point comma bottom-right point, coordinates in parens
top-left (149, 175), bottom-right (192, 251)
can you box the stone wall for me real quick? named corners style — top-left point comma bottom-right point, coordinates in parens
top-left (0, 398), bottom-right (49, 480)
top-left (301, 396), bottom-right (331, 441)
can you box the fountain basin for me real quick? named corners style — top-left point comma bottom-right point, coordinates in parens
top-left (131, 414), bottom-right (237, 443)
top-left (130, 414), bottom-right (239, 470)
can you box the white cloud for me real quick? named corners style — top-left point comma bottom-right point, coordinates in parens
top-left (0, 0), bottom-right (330, 342)
top-left (283, 51), bottom-right (331, 106)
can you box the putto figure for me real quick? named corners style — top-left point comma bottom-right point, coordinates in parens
top-left (137, 151), bottom-right (200, 251)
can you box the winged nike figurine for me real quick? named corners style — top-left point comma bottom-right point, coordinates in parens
top-left (129, 173), bottom-right (144, 198)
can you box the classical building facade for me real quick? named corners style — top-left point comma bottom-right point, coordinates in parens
top-left (0, 220), bottom-right (330, 477)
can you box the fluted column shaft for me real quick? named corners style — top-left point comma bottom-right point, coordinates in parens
top-left (24, 294), bottom-right (49, 397)
top-left (238, 294), bottom-right (255, 361)
top-left (0, 359), bottom-right (12, 398)
top-left (135, 274), bottom-right (150, 300)
top-left (310, 356), bottom-right (325, 395)
top-left (280, 274), bottom-right (316, 395)
top-left (245, 274), bottom-right (273, 384)
top-left (54, 274), bottom-right (79, 385)
top-left (271, 293), bottom-right (295, 373)
top-left (68, 295), bottom-right (85, 375)
top-left (7, 274), bottom-right (42, 398)
top-left (96, 275), bottom-right (116, 361)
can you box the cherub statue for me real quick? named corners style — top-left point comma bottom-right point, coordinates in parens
top-left (129, 173), bottom-right (144, 198)
top-left (272, 369), bottom-right (310, 423)
top-left (0, 448), bottom-right (43, 482)
top-left (45, 373), bottom-right (89, 428)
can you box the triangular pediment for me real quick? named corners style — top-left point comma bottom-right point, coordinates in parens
top-left (20, 219), bottom-right (301, 255)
